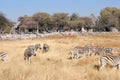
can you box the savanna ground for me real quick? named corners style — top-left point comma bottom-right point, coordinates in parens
top-left (0, 33), bottom-right (120, 80)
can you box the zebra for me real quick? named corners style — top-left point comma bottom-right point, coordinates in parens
top-left (74, 46), bottom-right (85, 54)
top-left (83, 44), bottom-right (102, 56)
top-left (93, 46), bottom-right (105, 56)
top-left (84, 44), bottom-right (95, 56)
top-left (28, 44), bottom-right (41, 52)
top-left (85, 45), bottom-right (112, 56)
top-left (34, 44), bottom-right (41, 51)
top-left (98, 55), bottom-right (120, 70)
top-left (24, 47), bottom-right (36, 63)
top-left (69, 49), bottom-right (79, 59)
top-left (0, 52), bottom-right (8, 62)
top-left (69, 47), bottom-right (85, 59)
top-left (95, 47), bottom-right (112, 56)
top-left (42, 43), bottom-right (49, 53)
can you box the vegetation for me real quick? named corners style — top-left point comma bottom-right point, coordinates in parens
top-left (0, 7), bottom-right (120, 34)
top-left (96, 7), bottom-right (120, 31)
top-left (0, 12), bottom-right (13, 33)
top-left (17, 12), bottom-right (94, 33)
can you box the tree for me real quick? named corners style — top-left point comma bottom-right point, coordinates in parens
top-left (80, 17), bottom-right (93, 30)
top-left (98, 7), bottom-right (120, 31)
top-left (52, 13), bottom-right (69, 32)
top-left (0, 12), bottom-right (12, 33)
top-left (17, 15), bottom-right (31, 33)
top-left (70, 13), bottom-right (79, 21)
top-left (32, 12), bottom-right (51, 33)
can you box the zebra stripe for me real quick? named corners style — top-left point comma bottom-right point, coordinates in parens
top-left (0, 52), bottom-right (8, 61)
top-left (99, 55), bottom-right (120, 70)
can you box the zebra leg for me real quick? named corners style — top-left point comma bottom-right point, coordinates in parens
top-left (87, 49), bottom-right (91, 56)
top-left (75, 53), bottom-right (78, 59)
top-left (118, 64), bottom-right (120, 69)
top-left (0, 53), bottom-right (8, 62)
top-left (75, 54), bottom-right (78, 59)
top-left (26, 57), bottom-right (29, 62)
top-left (98, 58), bottom-right (106, 70)
top-left (76, 54), bottom-right (79, 59)
top-left (89, 50), bottom-right (93, 56)
top-left (73, 54), bottom-right (75, 59)
top-left (73, 53), bottom-right (76, 59)
top-left (71, 53), bottom-right (74, 59)
top-left (77, 53), bottom-right (80, 59)
top-left (90, 52), bottom-right (93, 56)
top-left (117, 64), bottom-right (120, 69)
top-left (2, 57), bottom-right (7, 62)
top-left (28, 57), bottom-right (31, 64)
top-left (1, 58), bottom-right (5, 61)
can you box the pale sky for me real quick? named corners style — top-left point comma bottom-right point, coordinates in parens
top-left (0, 0), bottom-right (120, 21)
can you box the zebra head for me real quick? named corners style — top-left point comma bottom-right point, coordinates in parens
top-left (104, 48), bottom-right (112, 54)
top-left (30, 48), bottom-right (36, 56)
top-left (43, 43), bottom-right (49, 52)
top-left (35, 44), bottom-right (41, 51)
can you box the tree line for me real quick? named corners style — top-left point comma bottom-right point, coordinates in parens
top-left (0, 7), bottom-right (120, 34)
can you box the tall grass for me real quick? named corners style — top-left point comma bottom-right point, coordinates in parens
top-left (0, 34), bottom-right (120, 80)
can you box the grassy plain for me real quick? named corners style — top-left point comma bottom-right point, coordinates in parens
top-left (0, 33), bottom-right (120, 80)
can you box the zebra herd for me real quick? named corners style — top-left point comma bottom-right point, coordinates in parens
top-left (0, 43), bottom-right (120, 70)
top-left (0, 43), bottom-right (49, 63)
top-left (69, 44), bottom-right (113, 59)
top-left (24, 43), bottom-right (49, 63)
top-left (69, 44), bottom-right (120, 70)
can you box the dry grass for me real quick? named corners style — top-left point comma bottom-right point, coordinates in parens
top-left (0, 33), bottom-right (120, 80)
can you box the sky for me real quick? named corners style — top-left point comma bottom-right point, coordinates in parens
top-left (0, 0), bottom-right (120, 22)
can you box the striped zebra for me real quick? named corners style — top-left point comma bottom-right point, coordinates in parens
top-left (42, 43), bottom-right (49, 53)
top-left (28, 44), bottom-right (41, 52)
top-left (98, 55), bottom-right (120, 70)
top-left (85, 45), bottom-right (113, 56)
top-left (69, 46), bottom-right (84, 59)
top-left (84, 44), bottom-right (93, 55)
top-left (24, 47), bottom-right (37, 63)
top-left (95, 47), bottom-right (112, 56)
top-left (0, 52), bottom-right (8, 62)
top-left (83, 44), bottom-right (102, 56)
top-left (69, 49), bottom-right (79, 59)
